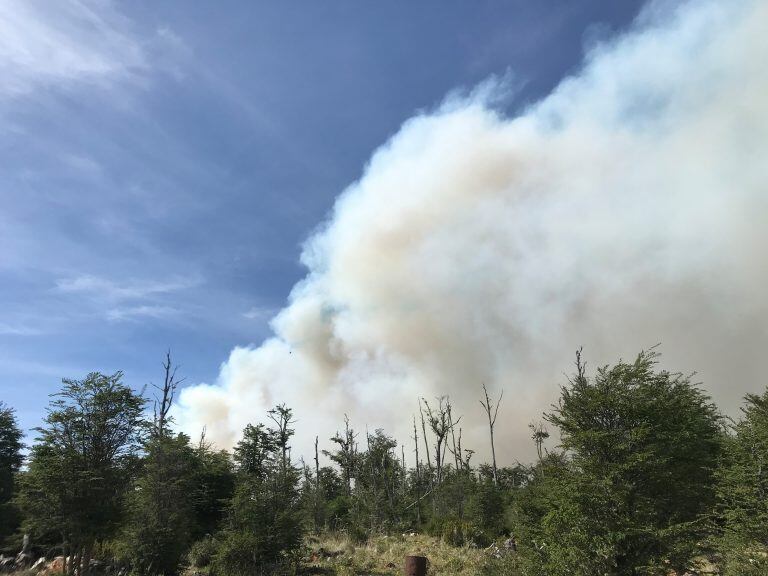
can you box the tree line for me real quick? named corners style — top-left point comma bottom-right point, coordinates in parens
top-left (1, 348), bottom-right (767, 575)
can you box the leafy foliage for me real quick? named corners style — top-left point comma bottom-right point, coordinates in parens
top-left (9, 348), bottom-right (768, 575)
top-left (119, 434), bottom-right (199, 575)
top-left (212, 405), bottom-right (305, 575)
top-left (716, 387), bottom-right (768, 574)
top-left (0, 402), bottom-right (23, 544)
top-left (513, 349), bottom-right (723, 575)
top-left (18, 372), bottom-right (146, 575)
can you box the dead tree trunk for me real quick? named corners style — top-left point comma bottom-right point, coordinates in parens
top-left (154, 350), bottom-right (184, 437)
top-left (480, 383), bottom-right (503, 485)
top-left (412, 416), bottom-right (420, 481)
top-left (419, 406), bottom-right (433, 477)
top-left (422, 397), bottom-right (451, 486)
top-left (412, 416), bottom-right (421, 524)
top-left (448, 403), bottom-right (460, 471)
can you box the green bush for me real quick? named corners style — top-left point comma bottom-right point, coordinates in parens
top-left (428, 517), bottom-right (487, 547)
top-left (187, 536), bottom-right (218, 569)
top-left (513, 350), bottom-right (723, 575)
top-left (716, 387), bottom-right (768, 575)
top-left (212, 406), bottom-right (305, 576)
top-left (466, 480), bottom-right (506, 540)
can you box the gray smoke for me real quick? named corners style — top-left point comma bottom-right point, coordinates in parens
top-left (177, 0), bottom-right (768, 464)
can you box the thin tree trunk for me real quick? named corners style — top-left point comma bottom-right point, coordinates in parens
top-left (314, 435), bottom-right (321, 531)
top-left (401, 445), bottom-right (406, 493)
top-left (412, 416), bottom-right (421, 525)
top-left (480, 383), bottom-right (503, 486)
top-left (420, 407), bottom-right (433, 475)
top-left (81, 543), bottom-right (92, 576)
top-left (448, 404), bottom-right (460, 470)
top-left (71, 547), bottom-right (82, 576)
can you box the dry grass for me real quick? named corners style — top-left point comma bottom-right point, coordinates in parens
top-left (302, 532), bottom-right (518, 575)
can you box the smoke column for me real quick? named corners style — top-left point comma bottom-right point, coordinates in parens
top-left (177, 0), bottom-right (768, 462)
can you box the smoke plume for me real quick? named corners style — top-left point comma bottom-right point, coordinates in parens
top-left (177, 0), bottom-right (768, 463)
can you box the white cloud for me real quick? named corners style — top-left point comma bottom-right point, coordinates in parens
top-left (60, 153), bottom-right (104, 179)
top-left (0, 322), bottom-right (42, 336)
top-left (0, 0), bottom-right (184, 99)
top-left (106, 305), bottom-right (178, 322)
top-left (242, 306), bottom-right (276, 321)
top-left (55, 274), bottom-right (200, 323)
top-left (55, 274), bottom-right (199, 301)
top-left (174, 0), bottom-right (768, 463)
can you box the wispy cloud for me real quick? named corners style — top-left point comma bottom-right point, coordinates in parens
top-left (0, 0), bottom-right (145, 98)
top-left (54, 274), bottom-right (201, 324)
top-left (60, 153), bottom-right (104, 179)
top-left (0, 322), bottom-right (42, 336)
top-left (242, 306), bottom-right (276, 321)
top-left (55, 274), bottom-right (200, 301)
top-left (0, 0), bottom-right (187, 100)
top-left (106, 305), bottom-right (178, 322)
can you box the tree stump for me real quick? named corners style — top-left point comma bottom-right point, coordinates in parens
top-left (404, 555), bottom-right (427, 576)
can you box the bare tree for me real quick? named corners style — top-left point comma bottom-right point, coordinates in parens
top-left (267, 403), bottom-right (296, 475)
top-left (419, 406), bottom-right (433, 478)
top-left (323, 415), bottom-right (358, 495)
top-left (401, 444), bottom-right (406, 492)
top-left (412, 416), bottom-right (421, 481)
top-left (480, 383), bottom-right (503, 485)
top-left (421, 397), bottom-right (452, 486)
top-left (153, 350), bottom-right (185, 437)
top-left (314, 436), bottom-right (320, 491)
top-left (411, 416), bottom-right (422, 523)
top-left (529, 421), bottom-right (549, 465)
top-left (445, 403), bottom-right (465, 472)
top-left (447, 402), bottom-right (461, 470)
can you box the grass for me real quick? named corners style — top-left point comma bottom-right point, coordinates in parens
top-left (301, 532), bottom-right (519, 576)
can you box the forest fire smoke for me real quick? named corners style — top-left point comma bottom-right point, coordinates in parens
top-left (177, 0), bottom-right (768, 463)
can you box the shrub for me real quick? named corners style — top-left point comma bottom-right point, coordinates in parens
top-left (187, 537), bottom-right (218, 569)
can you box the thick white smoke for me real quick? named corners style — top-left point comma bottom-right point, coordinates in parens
top-left (177, 0), bottom-right (768, 463)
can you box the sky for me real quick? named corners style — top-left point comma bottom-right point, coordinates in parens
top-left (0, 0), bottom-right (645, 437)
top-left (4, 0), bottom-right (765, 464)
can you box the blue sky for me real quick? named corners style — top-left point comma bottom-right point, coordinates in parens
top-left (0, 1), bottom-right (646, 437)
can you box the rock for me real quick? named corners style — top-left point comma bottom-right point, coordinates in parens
top-left (0, 556), bottom-right (15, 573)
top-left (40, 556), bottom-right (66, 576)
top-left (15, 552), bottom-right (34, 569)
top-left (15, 534), bottom-right (35, 569)
top-left (21, 535), bottom-right (31, 555)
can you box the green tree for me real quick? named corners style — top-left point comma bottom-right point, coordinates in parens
top-left (120, 433), bottom-right (199, 575)
top-left (18, 372), bottom-right (146, 576)
top-left (191, 438), bottom-right (235, 540)
top-left (515, 349), bottom-right (723, 575)
top-left (213, 406), bottom-right (304, 575)
top-left (120, 354), bottom-right (234, 574)
top-left (323, 415), bottom-right (358, 496)
top-left (352, 429), bottom-right (403, 536)
top-left (716, 386), bottom-right (768, 574)
top-left (0, 402), bottom-right (23, 544)
top-left (466, 477), bottom-right (506, 542)
top-left (233, 423), bottom-right (274, 479)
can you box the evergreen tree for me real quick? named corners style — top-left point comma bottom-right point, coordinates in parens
top-left (515, 349), bottom-right (723, 575)
top-left (18, 372), bottom-right (145, 576)
top-left (716, 386), bottom-right (768, 574)
top-left (190, 439), bottom-right (235, 540)
top-left (120, 433), bottom-right (199, 575)
top-left (0, 402), bottom-right (23, 544)
top-left (352, 429), bottom-right (402, 535)
top-left (213, 406), bottom-right (304, 575)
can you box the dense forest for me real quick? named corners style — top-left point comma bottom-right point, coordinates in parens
top-left (1, 348), bottom-right (767, 575)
